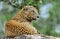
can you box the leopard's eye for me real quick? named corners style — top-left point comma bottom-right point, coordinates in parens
top-left (32, 10), bottom-right (36, 14)
top-left (32, 10), bottom-right (35, 13)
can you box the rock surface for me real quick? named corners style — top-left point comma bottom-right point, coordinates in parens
top-left (0, 34), bottom-right (60, 39)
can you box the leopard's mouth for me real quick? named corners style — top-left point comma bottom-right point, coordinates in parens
top-left (32, 18), bottom-right (36, 20)
top-left (32, 16), bottom-right (39, 20)
top-left (26, 16), bottom-right (39, 22)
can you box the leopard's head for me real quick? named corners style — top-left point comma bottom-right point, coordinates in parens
top-left (21, 6), bottom-right (39, 21)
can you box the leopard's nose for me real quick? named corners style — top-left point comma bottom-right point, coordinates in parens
top-left (37, 16), bottom-right (39, 18)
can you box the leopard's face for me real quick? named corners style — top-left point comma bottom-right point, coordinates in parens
top-left (22, 6), bottom-right (39, 21)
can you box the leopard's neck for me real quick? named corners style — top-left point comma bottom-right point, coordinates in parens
top-left (11, 12), bottom-right (31, 23)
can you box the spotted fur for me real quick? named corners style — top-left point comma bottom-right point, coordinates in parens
top-left (5, 6), bottom-right (39, 37)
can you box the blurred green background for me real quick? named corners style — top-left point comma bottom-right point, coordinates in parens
top-left (0, 0), bottom-right (60, 37)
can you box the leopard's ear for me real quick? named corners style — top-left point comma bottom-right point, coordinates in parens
top-left (22, 6), bottom-right (29, 13)
top-left (23, 6), bottom-right (26, 8)
top-left (23, 6), bottom-right (32, 10)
